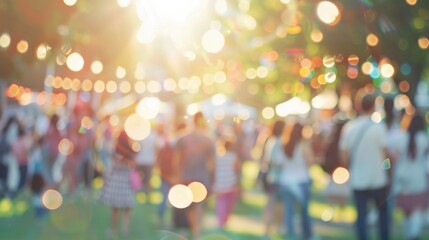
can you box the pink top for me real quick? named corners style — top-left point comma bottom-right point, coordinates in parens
top-left (12, 135), bottom-right (32, 165)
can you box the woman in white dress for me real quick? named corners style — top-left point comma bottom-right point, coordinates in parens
top-left (279, 123), bottom-right (314, 240)
top-left (394, 115), bottom-right (429, 240)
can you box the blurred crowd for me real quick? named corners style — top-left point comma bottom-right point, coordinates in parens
top-left (0, 87), bottom-right (429, 240)
top-left (256, 88), bottom-right (429, 240)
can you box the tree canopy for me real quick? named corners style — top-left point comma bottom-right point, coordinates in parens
top-left (0, 0), bottom-right (428, 109)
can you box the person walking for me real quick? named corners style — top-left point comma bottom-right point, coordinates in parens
top-left (173, 112), bottom-right (216, 239)
top-left (279, 122), bottom-right (315, 240)
top-left (135, 125), bottom-right (159, 201)
top-left (214, 139), bottom-right (240, 228)
top-left (100, 130), bottom-right (136, 238)
top-left (156, 123), bottom-right (177, 226)
top-left (322, 119), bottom-right (351, 221)
top-left (1, 116), bottom-right (24, 197)
top-left (11, 124), bottom-right (32, 194)
top-left (42, 114), bottom-right (62, 187)
top-left (394, 114), bottom-right (429, 240)
top-left (340, 90), bottom-right (390, 240)
top-left (380, 98), bottom-right (404, 226)
top-left (260, 120), bottom-right (286, 238)
top-left (96, 115), bottom-right (114, 174)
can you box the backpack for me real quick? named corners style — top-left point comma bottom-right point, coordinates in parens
top-left (321, 139), bottom-right (341, 175)
top-left (0, 136), bottom-right (11, 157)
top-left (320, 121), bottom-right (347, 175)
top-left (256, 137), bottom-right (270, 192)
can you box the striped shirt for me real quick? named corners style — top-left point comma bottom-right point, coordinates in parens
top-left (214, 151), bottom-right (238, 192)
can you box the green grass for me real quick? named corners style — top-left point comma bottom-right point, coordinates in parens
top-left (1, 162), bottom-right (429, 239)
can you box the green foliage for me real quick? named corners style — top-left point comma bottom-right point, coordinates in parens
top-left (0, 0), bottom-right (428, 106)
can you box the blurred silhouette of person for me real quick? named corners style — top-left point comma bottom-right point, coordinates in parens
top-left (30, 173), bottom-right (46, 219)
top-left (156, 123), bottom-right (179, 226)
top-left (135, 123), bottom-right (160, 201)
top-left (96, 115), bottom-right (114, 174)
top-left (42, 114), bottom-right (62, 186)
top-left (1, 116), bottom-right (23, 197)
top-left (322, 119), bottom-right (351, 221)
top-left (233, 122), bottom-right (252, 200)
top-left (28, 133), bottom-right (45, 180)
top-left (11, 123), bottom-right (32, 194)
top-left (394, 114), bottom-right (428, 240)
top-left (260, 120), bottom-right (286, 238)
top-left (63, 112), bottom-right (95, 195)
top-left (100, 130), bottom-right (136, 238)
top-left (214, 139), bottom-right (240, 228)
top-left (279, 122), bottom-right (315, 240)
top-left (377, 97), bottom-right (404, 226)
top-left (383, 97), bottom-right (404, 182)
top-left (173, 112), bottom-right (216, 239)
top-left (340, 90), bottom-right (390, 240)
top-left (0, 116), bottom-right (16, 197)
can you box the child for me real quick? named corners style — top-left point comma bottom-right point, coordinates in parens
top-left (30, 173), bottom-right (47, 219)
top-left (214, 140), bottom-right (240, 228)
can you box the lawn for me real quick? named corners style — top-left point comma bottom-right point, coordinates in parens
top-left (1, 162), bottom-right (429, 240)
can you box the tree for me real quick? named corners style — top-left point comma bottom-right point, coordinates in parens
top-left (0, 0), bottom-right (428, 109)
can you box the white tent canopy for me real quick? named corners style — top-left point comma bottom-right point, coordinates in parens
top-left (311, 89), bottom-right (339, 110)
top-left (187, 94), bottom-right (257, 120)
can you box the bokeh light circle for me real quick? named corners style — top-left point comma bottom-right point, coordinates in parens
top-left (332, 167), bottom-right (349, 184)
top-left (91, 61), bottom-right (103, 74)
top-left (380, 63), bottom-right (395, 78)
top-left (134, 81), bottom-right (146, 93)
top-left (117, 0), bottom-right (131, 8)
top-left (361, 61), bottom-right (374, 75)
top-left (310, 29), bottom-right (323, 43)
top-left (81, 79), bottom-right (93, 91)
top-left (147, 80), bottom-right (162, 93)
top-left (124, 113), bottom-right (151, 141)
top-left (116, 66), bottom-right (127, 79)
top-left (201, 29), bottom-right (225, 53)
top-left (93, 80), bottom-right (105, 93)
top-left (262, 107), bottom-right (275, 120)
top-left (321, 208), bottom-right (334, 222)
top-left (119, 81), bottom-right (132, 94)
top-left (188, 182), bottom-right (208, 203)
top-left (316, 1), bottom-right (340, 25)
top-left (63, 0), bottom-right (77, 6)
top-left (399, 80), bottom-right (410, 93)
top-left (418, 37), bottom-right (429, 49)
top-left (323, 55), bottom-right (335, 68)
top-left (17, 40), bottom-right (29, 53)
top-left (36, 44), bottom-right (48, 60)
top-left (347, 55), bottom-right (359, 66)
top-left (58, 138), bottom-right (74, 156)
top-left (42, 189), bottom-right (63, 210)
top-left (66, 52), bottom-right (84, 72)
top-left (0, 33), bottom-right (11, 48)
top-left (106, 81), bottom-right (118, 93)
top-left (168, 184), bottom-right (194, 209)
top-left (325, 72), bottom-right (336, 83)
top-left (131, 142), bottom-right (141, 152)
top-left (136, 97), bottom-right (161, 119)
top-left (366, 33), bottom-right (379, 47)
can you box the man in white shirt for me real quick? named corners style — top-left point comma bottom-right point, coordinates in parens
top-left (340, 91), bottom-right (390, 240)
top-left (135, 129), bottom-right (160, 199)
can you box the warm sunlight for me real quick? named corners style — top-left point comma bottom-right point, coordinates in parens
top-left (136, 0), bottom-right (200, 24)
